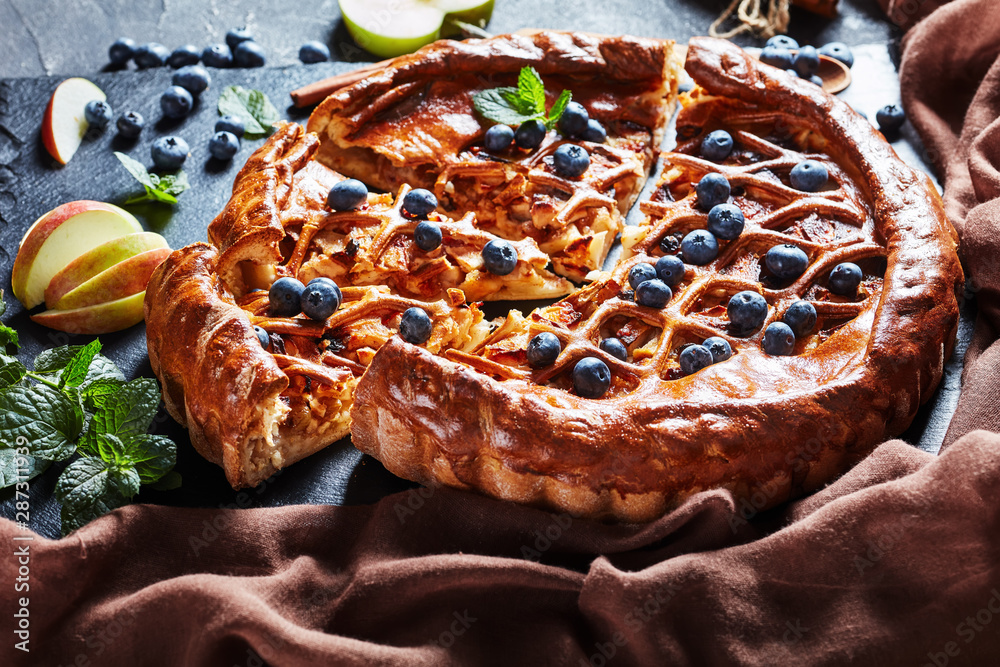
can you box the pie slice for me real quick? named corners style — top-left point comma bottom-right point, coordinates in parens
top-left (307, 30), bottom-right (683, 282)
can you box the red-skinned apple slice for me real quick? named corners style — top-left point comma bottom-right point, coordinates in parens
top-left (52, 247), bottom-right (171, 311)
top-left (42, 77), bottom-right (106, 165)
top-left (31, 291), bottom-right (147, 335)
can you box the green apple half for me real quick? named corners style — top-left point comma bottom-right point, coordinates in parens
top-left (339, 0), bottom-right (494, 59)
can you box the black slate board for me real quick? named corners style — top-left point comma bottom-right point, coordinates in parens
top-left (0, 48), bottom-right (974, 539)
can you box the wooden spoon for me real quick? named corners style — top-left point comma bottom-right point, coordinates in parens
top-left (818, 54), bottom-right (852, 94)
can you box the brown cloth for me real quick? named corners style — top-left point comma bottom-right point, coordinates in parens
top-left (5, 2), bottom-right (1000, 664)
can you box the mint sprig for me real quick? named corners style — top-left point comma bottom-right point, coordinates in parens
top-left (0, 298), bottom-right (18, 351)
top-left (218, 86), bottom-right (279, 139)
top-left (115, 152), bottom-right (189, 205)
top-left (473, 66), bottom-right (572, 131)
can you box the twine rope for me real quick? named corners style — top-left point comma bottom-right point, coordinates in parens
top-left (709, 0), bottom-right (791, 39)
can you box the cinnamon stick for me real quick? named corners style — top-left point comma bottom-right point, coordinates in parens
top-left (290, 57), bottom-right (395, 107)
top-left (792, 0), bottom-right (839, 18)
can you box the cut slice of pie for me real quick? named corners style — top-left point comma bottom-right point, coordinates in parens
top-left (308, 30), bottom-right (683, 281)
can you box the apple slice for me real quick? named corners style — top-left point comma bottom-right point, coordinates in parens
top-left (339, 0), bottom-right (494, 59)
top-left (42, 77), bottom-right (106, 165)
top-left (53, 247), bottom-right (170, 310)
top-left (11, 200), bottom-right (143, 309)
top-left (45, 232), bottom-right (170, 308)
top-left (31, 291), bottom-right (147, 335)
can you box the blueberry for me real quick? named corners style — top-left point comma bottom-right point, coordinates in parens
top-left (327, 179), bottom-right (368, 211)
top-left (116, 111), bottom-right (145, 139)
top-left (402, 188), bottom-right (437, 218)
top-left (414, 221), bottom-right (442, 251)
top-left (202, 44), bottom-right (233, 68)
top-left (216, 115), bottom-right (245, 138)
top-left (253, 325), bottom-right (270, 349)
top-left (581, 119), bottom-right (607, 143)
top-left (696, 172), bottom-right (731, 210)
top-left (160, 85), bottom-right (194, 119)
top-left (766, 35), bottom-right (799, 50)
top-left (681, 229), bottom-right (719, 265)
top-left (553, 144), bottom-right (590, 178)
top-left (151, 136), bottom-right (189, 170)
top-left (482, 239), bottom-right (518, 275)
top-left (399, 307), bottom-right (433, 345)
top-left (301, 277), bottom-right (342, 321)
top-left (701, 130), bottom-right (734, 162)
top-left (483, 125), bottom-right (514, 152)
top-left (876, 104), bottom-right (906, 134)
top-left (828, 262), bottom-right (863, 295)
top-left (728, 291), bottom-right (768, 333)
top-left (809, 75), bottom-right (825, 88)
top-left (786, 68), bottom-right (800, 78)
top-left (793, 46), bottom-right (821, 78)
top-left (707, 203), bottom-right (745, 240)
top-left (783, 300), bottom-right (817, 337)
top-left (655, 254), bottom-right (685, 286)
top-left (572, 357), bottom-right (611, 399)
top-left (558, 101), bottom-right (589, 137)
top-left (818, 42), bottom-right (854, 68)
top-left (134, 43), bottom-right (170, 68)
top-left (679, 344), bottom-right (713, 376)
top-left (527, 332), bottom-right (561, 368)
top-left (84, 100), bottom-right (112, 129)
top-left (759, 45), bottom-right (795, 70)
top-left (599, 337), bottom-right (628, 362)
top-left (234, 41), bottom-right (266, 68)
top-left (225, 27), bottom-right (254, 50)
top-left (703, 336), bottom-right (733, 363)
top-left (635, 279), bottom-right (672, 308)
top-left (659, 234), bottom-right (681, 254)
top-left (209, 131), bottom-right (240, 160)
top-left (763, 322), bottom-right (796, 356)
top-left (628, 263), bottom-right (657, 289)
top-left (108, 38), bottom-right (136, 66)
top-left (789, 160), bottom-right (829, 192)
top-left (299, 41), bottom-right (330, 64)
top-left (172, 65), bottom-right (211, 95)
top-left (268, 277), bottom-right (305, 317)
top-left (514, 120), bottom-right (546, 149)
top-left (168, 45), bottom-right (201, 68)
top-left (765, 244), bottom-right (810, 280)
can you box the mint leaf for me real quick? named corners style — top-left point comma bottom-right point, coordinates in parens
top-left (0, 448), bottom-right (50, 489)
top-left (0, 354), bottom-right (26, 391)
top-left (0, 384), bottom-right (83, 459)
top-left (546, 90), bottom-right (572, 131)
top-left (55, 457), bottom-right (137, 535)
top-left (123, 434), bottom-right (176, 484)
top-left (150, 470), bottom-right (182, 491)
top-left (79, 378), bottom-right (160, 454)
top-left (158, 171), bottom-right (190, 197)
top-left (518, 67), bottom-right (547, 115)
top-left (34, 344), bottom-right (85, 374)
top-left (114, 152), bottom-right (156, 188)
top-left (60, 339), bottom-right (101, 389)
top-left (116, 152), bottom-right (188, 205)
top-left (33, 345), bottom-right (123, 391)
top-left (218, 86), bottom-right (279, 139)
top-left (474, 67), bottom-right (573, 131)
top-left (82, 378), bottom-right (125, 410)
top-left (0, 292), bottom-right (19, 351)
top-left (473, 88), bottom-right (541, 126)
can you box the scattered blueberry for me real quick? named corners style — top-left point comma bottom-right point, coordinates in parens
top-left (327, 179), bottom-right (368, 211)
top-left (168, 45), bottom-right (201, 68)
top-left (414, 221), bottom-right (442, 251)
top-left (707, 203), bottom-right (745, 240)
top-left (763, 322), bottom-right (796, 356)
top-left (202, 44), bottom-right (234, 68)
top-left (527, 332), bottom-right (561, 368)
top-left (809, 75), bottom-right (825, 88)
top-left (151, 136), bottom-right (189, 170)
top-left (209, 131), bottom-right (240, 160)
top-left (399, 307), bottom-right (433, 345)
top-left (482, 239), bottom-right (518, 275)
top-left (696, 172), bottom-right (731, 210)
top-left (599, 337), bottom-right (628, 362)
top-left (84, 100), bottom-right (112, 129)
top-left (793, 45), bottom-right (821, 78)
top-left (789, 159), bottom-right (829, 192)
top-left (818, 42), bottom-right (854, 68)
top-left (558, 101), bottom-right (589, 137)
top-left (581, 119), bottom-right (607, 143)
top-left (876, 104), bottom-right (906, 134)
top-left (160, 85), bottom-right (194, 119)
top-left (299, 41), bottom-right (331, 64)
top-left (681, 229), bottom-right (719, 265)
top-left (635, 279), bottom-right (672, 308)
top-left (628, 263), bottom-right (657, 290)
top-left (701, 130), bottom-right (734, 162)
top-left (783, 300), bottom-right (817, 337)
top-left (253, 325), bottom-right (270, 349)
top-left (679, 344), bottom-right (713, 376)
top-left (402, 188), bottom-right (437, 218)
top-left (108, 38), bottom-right (136, 66)
top-left (484, 125), bottom-right (514, 152)
top-left (268, 277), bottom-right (305, 317)
top-left (134, 43), bottom-right (170, 68)
top-left (225, 27), bottom-right (254, 50)
top-left (514, 120), bottom-right (546, 149)
top-left (172, 65), bottom-right (211, 95)
top-left (728, 291), bottom-right (768, 333)
top-left (216, 115), bottom-right (245, 138)
top-left (759, 45), bottom-right (795, 70)
top-left (765, 244), bottom-right (810, 280)
top-left (655, 254), bottom-right (685, 286)
top-left (703, 336), bottom-right (733, 363)
top-left (234, 41), bottom-right (266, 68)
top-left (828, 262), bottom-right (863, 295)
top-left (766, 35), bottom-right (799, 50)
top-left (553, 144), bottom-right (590, 178)
top-left (572, 357), bottom-right (611, 399)
top-left (116, 111), bottom-right (144, 139)
top-left (300, 277), bottom-right (342, 321)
